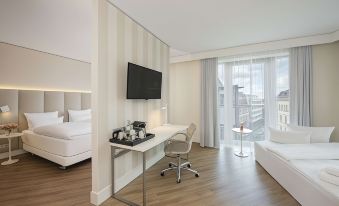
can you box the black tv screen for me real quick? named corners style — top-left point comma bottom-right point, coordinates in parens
top-left (127, 63), bottom-right (162, 99)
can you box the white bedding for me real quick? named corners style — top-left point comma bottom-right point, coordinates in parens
top-left (291, 160), bottom-right (339, 201)
top-left (266, 143), bottom-right (339, 160)
top-left (22, 130), bottom-right (91, 157)
top-left (33, 121), bottom-right (91, 140)
top-left (256, 141), bottom-right (339, 205)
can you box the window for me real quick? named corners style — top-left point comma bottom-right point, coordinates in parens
top-left (219, 94), bottom-right (224, 106)
top-left (218, 53), bottom-right (289, 145)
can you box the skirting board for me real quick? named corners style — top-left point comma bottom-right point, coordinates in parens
top-left (0, 149), bottom-right (26, 160)
top-left (90, 151), bottom-right (165, 205)
top-left (192, 136), bottom-right (200, 143)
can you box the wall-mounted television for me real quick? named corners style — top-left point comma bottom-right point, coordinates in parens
top-left (127, 63), bottom-right (162, 99)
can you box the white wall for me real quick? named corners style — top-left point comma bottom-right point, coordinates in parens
top-left (91, 1), bottom-right (169, 205)
top-left (0, 42), bottom-right (91, 92)
top-left (169, 60), bottom-right (201, 142)
top-left (312, 41), bottom-right (339, 141)
top-left (0, 0), bottom-right (91, 62)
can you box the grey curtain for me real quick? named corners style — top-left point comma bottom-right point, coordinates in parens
top-left (200, 58), bottom-right (220, 148)
top-left (289, 46), bottom-right (312, 126)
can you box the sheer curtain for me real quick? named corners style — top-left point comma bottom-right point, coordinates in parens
top-left (218, 51), bottom-right (289, 146)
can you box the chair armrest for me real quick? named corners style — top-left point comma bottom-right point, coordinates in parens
top-left (170, 132), bottom-right (189, 142)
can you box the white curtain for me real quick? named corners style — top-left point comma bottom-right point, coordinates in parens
top-left (200, 58), bottom-right (220, 148)
top-left (289, 46), bottom-right (312, 126)
top-left (263, 57), bottom-right (278, 139)
top-left (222, 63), bottom-right (234, 146)
top-left (219, 51), bottom-right (289, 145)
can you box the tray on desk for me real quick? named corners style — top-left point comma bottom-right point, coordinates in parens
top-left (110, 133), bottom-right (155, 146)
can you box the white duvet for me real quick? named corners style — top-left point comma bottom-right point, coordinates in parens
top-left (291, 160), bottom-right (339, 201)
top-left (266, 143), bottom-right (339, 160)
top-left (33, 122), bottom-right (91, 140)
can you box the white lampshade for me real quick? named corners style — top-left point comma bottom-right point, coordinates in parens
top-left (161, 104), bottom-right (168, 110)
top-left (0, 105), bottom-right (10, 113)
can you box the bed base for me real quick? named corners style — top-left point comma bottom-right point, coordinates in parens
top-left (23, 143), bottom-right (91, 167)
top-left (255, 142), bottom-right (338, 206)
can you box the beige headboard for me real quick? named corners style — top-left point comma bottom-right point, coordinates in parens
top-left (0, 89), bottom-right (91, 131)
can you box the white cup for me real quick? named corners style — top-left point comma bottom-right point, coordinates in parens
top-left (139, 131), bottom-right (145, 139)
top-left (118, 132), bottom-right (124, 140)
top-left (131, 135), bottom-right (136, 141)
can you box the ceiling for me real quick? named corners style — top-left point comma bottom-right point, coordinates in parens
top-left (0, 0), bottom-right (91, 62)
top-left (111, 0), bottom-right (339, 57)
top-left (1, 1), bottom-right (339, 61)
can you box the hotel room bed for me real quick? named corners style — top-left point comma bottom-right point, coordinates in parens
top-left (22, 122), bottom-right (91, 167)
top-left (255, 141), bottom-right (339, 206)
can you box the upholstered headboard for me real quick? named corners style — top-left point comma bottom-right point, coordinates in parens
top-left (0, 89), bottom-right (91, 131)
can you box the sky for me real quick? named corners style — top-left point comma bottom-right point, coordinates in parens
top-left (218, 56), bottom-right (289, 98)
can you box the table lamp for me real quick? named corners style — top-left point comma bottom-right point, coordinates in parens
top-left (0, 105), bottom-right (10, 113)
top-left (161, 104), bottom-right (168, 125)
top-left (0, 105), bottom-right (10, 125)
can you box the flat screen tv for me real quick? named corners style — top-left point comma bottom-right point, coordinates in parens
top-left (127, 63), bottom-right (162, 99)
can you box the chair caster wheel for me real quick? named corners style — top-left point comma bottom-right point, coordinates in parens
top-left (160, 172), bottom-right (165, 176)
top-left (177, 179), bottom-right (181, 183)
top-left (195, 173), bottom-right (199, 177)
top-left (187, 164), bottom-right (191, 168)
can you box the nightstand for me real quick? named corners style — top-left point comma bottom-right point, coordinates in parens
top-left (0, 132), bottom-right (23, 165)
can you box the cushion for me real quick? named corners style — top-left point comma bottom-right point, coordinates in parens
top-left (24, 111), bottom-right (58, 130)
top-left (30, 116), bottom-right (64, 130)
top-left (269, 127), bottom-right (311, 144)
top-left (287, 124), bottom-right (335, 143)
top-left (68, 109), bottom-right (91, 122)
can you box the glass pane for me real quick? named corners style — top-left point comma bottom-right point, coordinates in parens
top-left (218, 54), bottom-right (290, 147)
top-left (276, 56), bottom-right (290, 131)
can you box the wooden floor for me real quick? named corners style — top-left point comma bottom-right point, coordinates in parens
top-left (0, 144), bottom-right (300, 206)
top-left (0, 154), bottom-right (92, 206)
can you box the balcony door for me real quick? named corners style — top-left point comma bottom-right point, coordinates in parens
top-left (218, 53), bottom-right (289, 147)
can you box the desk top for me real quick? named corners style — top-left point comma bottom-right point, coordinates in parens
top-left (109, 124), bottom-right (188, 152)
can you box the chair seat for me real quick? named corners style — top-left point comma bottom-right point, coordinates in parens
top-left (164, 140), bottom-right (189, 155)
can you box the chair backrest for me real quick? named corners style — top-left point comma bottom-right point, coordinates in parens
top-left (186, 123), bottom-right (196, 143)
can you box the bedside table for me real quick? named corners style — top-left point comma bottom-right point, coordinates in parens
top-left (0, 132), bottom-right (23, 165)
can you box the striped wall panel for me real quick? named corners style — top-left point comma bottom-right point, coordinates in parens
top-left (100, 2), bottom-right (170, 190)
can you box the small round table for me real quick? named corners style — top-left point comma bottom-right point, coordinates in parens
top-left (232, 128), bottom-right (252, 158)
top-left (0, 132), bottom-right (23, 165)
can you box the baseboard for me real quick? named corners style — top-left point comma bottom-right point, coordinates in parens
top-left (0, 149), bottom-right (26, 160)
top-left (90, 151), bottom-right (165, 206)
top-left (192, 136), bottom-right (200, 143)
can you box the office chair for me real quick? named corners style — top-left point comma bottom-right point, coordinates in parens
top-left (160, 123), bottom-right (199, 183)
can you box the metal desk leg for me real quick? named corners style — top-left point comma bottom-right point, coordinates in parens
top-left (111, 146), bottom-right (115, 197)
top-left (110, 147), bottom-right (146, 206)
top-left (143, 152), bottom-right (146, 206)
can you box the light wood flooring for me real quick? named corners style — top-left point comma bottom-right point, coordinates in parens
top-left (0, 144), bottom-right (300, 206)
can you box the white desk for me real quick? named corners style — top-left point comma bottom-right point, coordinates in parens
top-left (110, 124), bottom-right (188, 206)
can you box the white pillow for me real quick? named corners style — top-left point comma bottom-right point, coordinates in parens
top-left (287, 124), bottom-right (335, 143)
top-left (24, 111), bottom-right (58, 130)
top-left (68, 109), bottom-right (91, 122)
top-left (269, 127), bottom-right (311, 144)
top-left (30, 116), bottom-right (64, 130)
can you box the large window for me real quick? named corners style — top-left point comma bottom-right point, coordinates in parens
top-left (218, 53), bottom-right (289, 145)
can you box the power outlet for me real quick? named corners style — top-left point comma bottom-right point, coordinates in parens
top-left (0, 144), bottom-right (9, 149)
